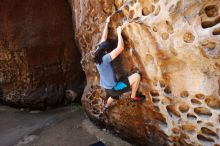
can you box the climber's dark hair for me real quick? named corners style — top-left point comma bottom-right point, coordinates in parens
top-left (94, 41), bottom-right (113, 64)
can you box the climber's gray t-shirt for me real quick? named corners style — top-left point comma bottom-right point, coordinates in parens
top-left (96, 54), bottom-right (117, 89)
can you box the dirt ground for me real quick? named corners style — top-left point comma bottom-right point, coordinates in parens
top-left (0, 104), bottom-right (131, 146)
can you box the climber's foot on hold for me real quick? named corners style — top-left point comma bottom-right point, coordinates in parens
top-left (130, 95), bottom-right (145, 102)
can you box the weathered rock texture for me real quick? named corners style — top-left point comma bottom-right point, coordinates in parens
top-left (71, 0), bottom-right (220, 145)
top-left (0, 0), bottom-right (85, 108)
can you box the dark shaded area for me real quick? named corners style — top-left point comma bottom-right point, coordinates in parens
top-left (0, 0), bottom-right (85, 108)
top-left (201, 17), bottom-right (220, 28)
top-left (0, 87), bottom-right (3, 103)
top-left (205, 5), bottom-right (218, 17)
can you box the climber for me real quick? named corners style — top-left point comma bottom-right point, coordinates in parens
top-left (94, 16), bottom-right (145, 112)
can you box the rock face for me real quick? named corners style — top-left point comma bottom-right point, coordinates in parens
top-left (0, 0), bottom-right (85, 108)
top-left (71, 0), bottom-right (220, 145)
top-left (1, 0), bottom-right (220, 145)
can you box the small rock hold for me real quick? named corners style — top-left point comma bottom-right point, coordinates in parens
top-left (205, 5), bottom-right (219, 17)
top-left (154, 105), bottom-right (160, 112)
top-left (205, 95), bottom-right (220, 109)
top-left (164, 86), bottom-right (172, 94)
top-left (204, 122), bottom-right (214, 127)
top-left (197, 120), bottom-right (203, 124)
top-left (180, 91), bottom-right (189, 98)
top-left (179, 102), bottom-right (189, 113)
top-left (201, 127), bottom-right (218, 138)
top-left (187, 113), bottom-right (197, 120)
top-left (197, 134), bottom-right (214, 142)
top-left (161, 96), bottom-right (172, 104)
top-left (142, 7), bottom-right (150, 16)
top-left (183, 32), bottom-right (195, 43)
top-left (182, 124), bottom-right (196, 132)
top-left (172, 127), bottom-right (180, 134)
top-left (167, 105), bottom-right (180, 117)
top-left (149, 5), bottom-right (155, 13)
top-left (162, 32), bottom-right (169, 40)
top-left (194, 107), bottom-right (212, 116)
top-left (153, 6), bottom-right (160, 16)
top-left (150, 90), bottom-right (159, 96)
top-left (159, 80), bottom-right (166, 87)
top-left (191, 98), bottom-right (202, 105)
top-left (195, 94), bottom-right (205, 100)
top-left (152, 97), bottom-right (160, 103)
top-left (201, 41), bottom-right (216, 50)
top-left (153, 26), bottom-right (157, 32)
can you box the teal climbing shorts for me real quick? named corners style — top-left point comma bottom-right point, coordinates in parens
top-left (105, 76), bottom-right (131, 100)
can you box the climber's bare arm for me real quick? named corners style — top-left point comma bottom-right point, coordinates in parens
top-left (100, 16), bottom-right (111, 43)
top-left (110, 26), bottom-right (124, 60)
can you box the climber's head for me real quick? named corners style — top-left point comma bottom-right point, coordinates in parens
top-left (94, 41), bottom-right (113, 64)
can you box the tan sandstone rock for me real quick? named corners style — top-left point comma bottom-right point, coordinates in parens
top-left (70, 0), bottom-right (220, 145)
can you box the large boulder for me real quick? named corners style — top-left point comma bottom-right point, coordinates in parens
top-left (71, 0), bottom-right (220, 145)
top-left (0, 0), bottom-right (85, 108)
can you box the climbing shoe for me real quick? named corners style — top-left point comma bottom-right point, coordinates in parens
top-left (130, 96), bottom-right (145, 102)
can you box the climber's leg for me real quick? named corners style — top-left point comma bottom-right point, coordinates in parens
top-left (128, 73), bottom-right (140, 98)
top-left (104, 77), bottom-right (130, 110)
top-left (128, 73), bottom-right (144, 101)
top-left (104, 89), bottom-right (120, 111)
top-left (105, 97), bottom-right (115, 108)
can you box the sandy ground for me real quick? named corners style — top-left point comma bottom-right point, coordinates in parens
top-left (0, 104), bottom-right (131, 146)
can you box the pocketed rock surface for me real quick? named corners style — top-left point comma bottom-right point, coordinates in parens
top-left (1, 0), bottom-right (220, 145)
top-left (70, 0), bottom-right (220, 145)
